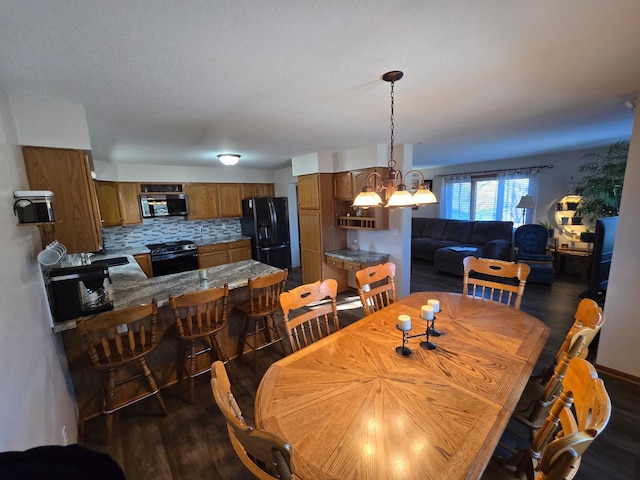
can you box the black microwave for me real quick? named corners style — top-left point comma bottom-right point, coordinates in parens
top-left (140, 193), bottom-right (189, 218)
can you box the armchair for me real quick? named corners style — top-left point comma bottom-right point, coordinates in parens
top-left (514, 224), bottom-right (555, 285)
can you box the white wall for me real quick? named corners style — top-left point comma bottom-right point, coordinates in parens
top-left (597, 105), bottom-right (640, 377)
top-left (93, 160), bottom-right (275, 183)
top-left (10, 97), bottom-right (91, 150)
top-left (0, 88), bottom-right (78, 450)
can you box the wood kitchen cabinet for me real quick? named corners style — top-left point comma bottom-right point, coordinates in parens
top-left (133, 253), bottom-right (153, 278)
top-left (185, 183), bottom-right (219, 220)
top-left (228, 239), bottom-right (252, 262)
top-left (95, 181), bottom-right (142, 226)
top-left (297, 173), bottom-right (346, 288)
top-left (334, 167), bottom-right (389, 231)
top-left (217, 183), bottom-right (242, 217)
top-left (241, 183), bottom-right (274, 199)
top-left (22, 146), bottom-right (102, 253)
top-left (198, 239), bottom-right (252, 268)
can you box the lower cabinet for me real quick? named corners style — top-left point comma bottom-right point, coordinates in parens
top-left (198, 239), bottom-right (251, 268)
top-left (133, 253), bottom-right (153, 278)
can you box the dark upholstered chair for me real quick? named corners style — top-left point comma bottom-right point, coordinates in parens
top-left (514, 224), bottom-right (555, 285)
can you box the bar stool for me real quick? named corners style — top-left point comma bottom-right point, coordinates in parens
top-left (76, 299), bottom-right (168, 445)
top-left (169, 284), bottom-right (229, 403)
top-left (236, 269), bottom-right (288, 371)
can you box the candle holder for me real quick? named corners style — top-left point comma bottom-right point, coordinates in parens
top-left (396, 323), bottom-right (438, 355)
top-left (420, 317), bottom-right (437, 350)
top-left (428, 313), bottom-right (442, 337)
top-left (395, 326), bottom-right (412, 356)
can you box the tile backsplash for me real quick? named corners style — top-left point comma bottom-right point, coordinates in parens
top-left (102, 217), bottom-right (241, 250)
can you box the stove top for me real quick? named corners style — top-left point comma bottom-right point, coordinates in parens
top-left (146, 240), bottom-right (196, 255)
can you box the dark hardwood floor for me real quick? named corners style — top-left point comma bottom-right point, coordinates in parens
top-left (82, 261), bottom-right (640, 479)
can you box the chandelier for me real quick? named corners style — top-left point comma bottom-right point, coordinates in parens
top-left (352, 71), bottom-right (437, 209)
top-left (218, 153), bottom-right (241, 166)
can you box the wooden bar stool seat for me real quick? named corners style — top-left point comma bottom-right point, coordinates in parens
top-left (76, 299), bottom-right (168, 445)
top-left (236, 269), bottom-right (288, 371)
top-left (169, 283), bottom-right (229, 403)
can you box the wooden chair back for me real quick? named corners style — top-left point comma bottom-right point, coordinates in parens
top-left (530, 358), bottom-right (611, 480)
top-left (561, 298), bottom-right (605, 361)
top-left (77, 300), bottom-right (160, 368)
top-left (210, 361), bottom-right (295, 480)
top-left (462, 257), bottom-right (531, 309)
top-left (169, 284), bottom-right (229, 339)
top-left (246, 270), bottom-right (288, 317)
top-left (355, 262), bottom-right (397, 316)
top-left (279, 279), bottom-right (339, 353)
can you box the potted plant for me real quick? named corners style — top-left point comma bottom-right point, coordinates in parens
top-left (538, 219), bottom-right (555, 238)
top-left (575, 141), bottom-right (628, 222)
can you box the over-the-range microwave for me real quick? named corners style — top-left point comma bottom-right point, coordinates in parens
top-left (140, 193), bottom-right (189, 218)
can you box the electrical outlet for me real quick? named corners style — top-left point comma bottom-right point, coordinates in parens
top-left (62, 425), bottom-right (68, 445)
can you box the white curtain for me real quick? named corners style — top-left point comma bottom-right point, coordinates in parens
top-left (499, 168), bottom-right (540, 225)
top-left (440, 174), bottom-right (471, 219)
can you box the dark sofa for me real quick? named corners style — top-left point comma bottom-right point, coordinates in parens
top-left (412, 217), bottom-right (514, 275)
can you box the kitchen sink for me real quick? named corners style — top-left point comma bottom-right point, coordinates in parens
top-left (103, 256), bottom-right (130, 267)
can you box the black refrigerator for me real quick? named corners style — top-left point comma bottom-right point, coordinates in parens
top-left (241, 197), bottom-right (292, 270)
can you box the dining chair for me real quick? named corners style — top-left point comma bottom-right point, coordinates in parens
top-left (236, 269), bottom-right (288, 371)
top-left (528, 298), bottom-right (604, 389)
top-left (511, 299), bottom-right (604, 438)
top-left (355, 261), bottom-right (397, 316)
top-left (279, 279), bottom-right (339, 353)
top-left (76, 299), bottom-right (168, 444)
top-left (462, 257), bottom-right (531, 309)
top-left (169, 283), bottom-right (229, 403)
top-left (210, 361), bottom-right (297, 480)
top-left (485, 357), bottom-right (611, 480)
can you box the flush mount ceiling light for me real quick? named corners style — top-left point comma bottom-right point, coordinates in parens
top-left (217, 153), bottom-right (241, 166)
top-left (352, 71), bottom-right (437, 209)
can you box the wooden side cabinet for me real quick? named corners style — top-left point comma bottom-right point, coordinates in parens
top-left (241, 183), bottom-right (274, 199)
top-left (22, 146), bottom-right (102, 253)
top-left (298, 173), bottom-right (347, 289)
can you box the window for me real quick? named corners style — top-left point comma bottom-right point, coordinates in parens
top-left (441, 169), bottom-right (538, 226)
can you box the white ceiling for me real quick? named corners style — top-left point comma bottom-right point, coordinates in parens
top-left (1, 0), bottom-right (639, 170)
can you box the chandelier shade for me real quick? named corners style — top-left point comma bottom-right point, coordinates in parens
top-left (351, 71), bottom-right (438, 209)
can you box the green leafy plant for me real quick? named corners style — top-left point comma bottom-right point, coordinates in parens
top-left (575, 141), bottom-right (628, 222)
top-left (538, 219), bottom-right (553, 230)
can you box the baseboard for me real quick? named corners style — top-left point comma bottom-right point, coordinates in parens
top-left (595, 364), bottom-right (640, 385)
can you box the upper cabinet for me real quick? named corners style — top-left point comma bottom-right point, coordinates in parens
top-left (217, 183), bottom-right (242, 218)
top-left (95, 181), bottom-right (142, 226)
top-left (185, 183), bottom-right (219, 220)
top-left (22, 146), bottom-right (102, 253)
top-left (334, 167), bottom-right (389, 231)
top-left (241, 183), bottom-right (274, 199)
top-left (334, 170), bottom-right (372, 201)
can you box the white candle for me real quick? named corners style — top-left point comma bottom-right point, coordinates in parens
top-left (427, 299), bottom-right (440, 313)
top-left (421, 305), bottom-right (435, 320)
top-left (397, 314), bottom-right (412, 331)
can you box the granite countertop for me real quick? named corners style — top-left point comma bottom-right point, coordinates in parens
top-left (325, 249), bottom-right (390, 263)
top-left (196, 235), bottom-right (250, 246)
top-left (51, 256), bottom-right (281, 333)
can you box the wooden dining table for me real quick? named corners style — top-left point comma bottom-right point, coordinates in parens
top-left (255, 292), bottom-right (550, 480)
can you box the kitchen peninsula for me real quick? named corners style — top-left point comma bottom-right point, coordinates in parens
top-left (55, 256), bottom-right (282, 430)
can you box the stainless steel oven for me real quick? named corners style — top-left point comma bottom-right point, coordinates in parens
top-left (146, 240), bottom-right (198, 277)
